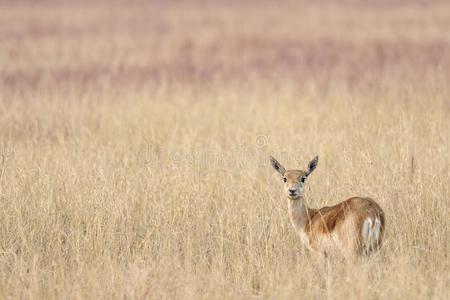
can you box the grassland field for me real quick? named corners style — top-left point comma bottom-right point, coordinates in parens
top-left (0, 1), bottom-right (449, 299)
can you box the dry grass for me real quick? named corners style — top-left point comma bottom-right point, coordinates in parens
top-left (0, 1), bottom-right (449, 299)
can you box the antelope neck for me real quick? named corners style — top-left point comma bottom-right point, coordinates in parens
top-left (287, 195), bottom-right (311, 232)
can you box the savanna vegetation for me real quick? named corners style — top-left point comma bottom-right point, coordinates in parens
top-left (0, 1), bottom-right (449, 299)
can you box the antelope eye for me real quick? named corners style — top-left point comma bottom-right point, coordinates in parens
top-left (283, 177), bottom-right (287, 183)
top-left (301, 177), bottom-right (306, 183)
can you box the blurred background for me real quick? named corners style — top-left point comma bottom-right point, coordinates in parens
top-left (2, 0), bottom-right (449, 94)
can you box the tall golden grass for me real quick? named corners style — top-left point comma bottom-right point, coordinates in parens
top-left (0, 1), bottom-right (449, 299)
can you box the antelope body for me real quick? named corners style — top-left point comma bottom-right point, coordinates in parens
top-left (270, 156), bottom-right (385, 259)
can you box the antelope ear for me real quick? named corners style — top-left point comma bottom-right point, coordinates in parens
top-left (306, 155), bottom-right (319, 176)
top-left (269, 156), bottom-right (286, 175)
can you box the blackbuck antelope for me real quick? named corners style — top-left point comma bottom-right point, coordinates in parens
top-left (270, 156), bottom-right (385, 259)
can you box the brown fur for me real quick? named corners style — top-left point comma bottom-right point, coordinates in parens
top-left (305, 197), bottom-right (385, 254)
top-left (270, 155), bottom-right (385, 257)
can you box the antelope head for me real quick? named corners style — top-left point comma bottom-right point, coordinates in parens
top-left (270, 155), bottom-right (319, 199)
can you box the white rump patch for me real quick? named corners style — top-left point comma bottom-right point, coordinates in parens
top-left (362, 218), bottom-right (372, 241)
top-left (362, 217), bottom-right (382, 252)
top-left (372, 218), bottom-right (381, 241)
